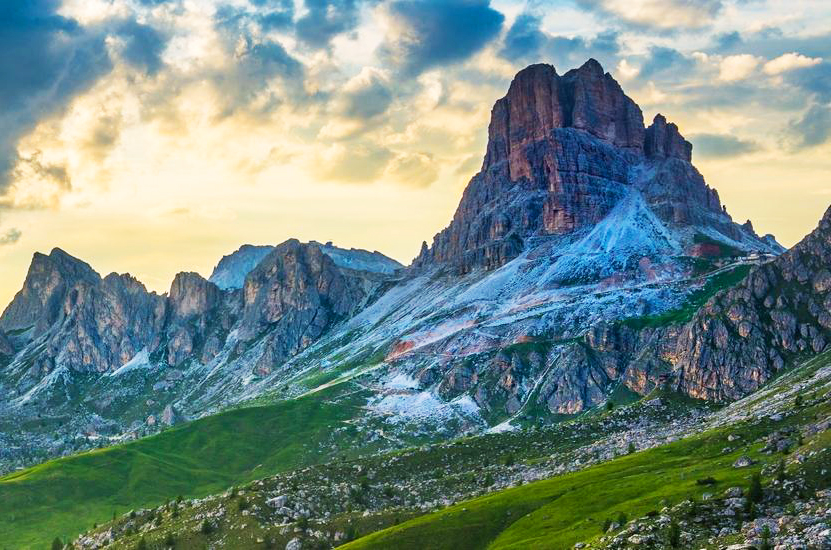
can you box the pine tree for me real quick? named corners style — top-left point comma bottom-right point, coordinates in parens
top-left (668, 518), bottom-right (681, 548)
top-left (760, 525), bottom-right (772, 550)
top-left (164, 532), bottom-right (175, 547)
top-left (627, 442), bottom-right (636, 454)
top-left (137, 537), bottom-right (147, 550)
top-left (749, 472), bottom-right (764, 503)
top-left (51, 537), bottom-right (62, 550)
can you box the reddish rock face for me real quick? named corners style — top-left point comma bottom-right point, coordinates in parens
top-left (483, 61), bottom-right (644, 182)
top-left (688, 243), bottom-right (723, 258)
top-left (645, 114), bottom-right (692, 161)
top-left (414, 59), bottom-right (765, 274)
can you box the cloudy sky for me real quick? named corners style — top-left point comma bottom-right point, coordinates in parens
top-left (0, 0), bottom-right (829, 305)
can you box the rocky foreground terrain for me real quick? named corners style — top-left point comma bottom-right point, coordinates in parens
top-left (72, 350), bottom-right (831, 549)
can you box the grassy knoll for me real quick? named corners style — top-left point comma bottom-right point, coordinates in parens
top-left (0, 386), bottom-right (368, 549)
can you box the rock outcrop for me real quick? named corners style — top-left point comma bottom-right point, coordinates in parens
top-left (165, 272), bottom-right (237, 366)
top-left (209, 244), bottom-right (275, 291)
top-left (209, 241), bottom-right (402, 290)
top-left (0, 249), bottom-right (166, 379)
top-left (0, 240), bottom-right (391, 380)
top-left (673, 205), bottom-right (831, 400)
top-left (414, 59), bottom-right (775, 273)
top-left (0, 248), bottom-right (101, 335)
top-left (239, 240), bottom-right (376, 371)
top-left (644, 114), bottom-right (691, 161)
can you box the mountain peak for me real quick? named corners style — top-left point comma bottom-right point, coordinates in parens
top-left (645, 113), bottom-right (692, 161)
top-left (416, 59), bottom-right (780, 273)
top-left (484, 59), bottom-right (644, 180)
top-left (576, 57), bottom-right (605, 75)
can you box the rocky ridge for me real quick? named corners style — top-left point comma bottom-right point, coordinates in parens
top-left (674, 205), bottom-right (831, 400)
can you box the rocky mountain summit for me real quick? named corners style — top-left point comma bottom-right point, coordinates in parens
top-left (0, 240), bottom-right (399, 466)
top-left (413, 60), bottom-right (778, 274)
top-left (0, 60), bottom-right (812, 474)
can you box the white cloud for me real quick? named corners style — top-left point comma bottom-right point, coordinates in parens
top-left (718, 54), bottom-right (762, 81)
top-left (384, 152), bottom-right (438, 188)
top-left (763, 52), bottom-right (822, 75)
top-left (615, 59), bottom-right (638, 80)
top-left (582, 0), bottom-right (722, 30)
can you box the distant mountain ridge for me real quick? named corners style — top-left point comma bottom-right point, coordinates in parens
top-left (0, 59), bottom-right (809, 475)
top-left (209, 241), bottom-right (402, 290)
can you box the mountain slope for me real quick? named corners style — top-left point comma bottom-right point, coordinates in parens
top-left (413, 61), bottom-right (779, 273)
top-left (677, 205), bottom-right (831, 395)
top-left (67, 350), bottom-right (831, 550)
top-left (209, 241), bottom-right (402, 290)
top-left (0, 384), bottom-right (371, 549)
top-left (344, 352), bottom-right (831, 550)
top-left (0, 241), bottom-right (399, 473)
top-left (0, 59), bottom-right (790, 476)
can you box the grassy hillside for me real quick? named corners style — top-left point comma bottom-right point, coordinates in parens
top-left (342, 355), bottom-right (831, 550)
top-left (0, 386), bottom-right (369, 549)
top-left (621, 263), bottom-right (752, 330)
top-left (341, 428), bottom-right (763, 549)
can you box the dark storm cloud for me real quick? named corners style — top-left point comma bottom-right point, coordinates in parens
top-left (786, 104), bottom-right (831, 150)
top-left (381, 0), bottom-right (505, 76)
top-left (712, 31), bottom-right (742, 52)
top-left (341, 74), bottom-right (393, 120)
top-left (296, 0), bottom-right (362, 49)
top-left (710, 27), bottom-right (831, 59)
top-left (788, 61), bottom-right (831, 103)
top-left (215, 0), bottom-right (295, 33)
top-left (0, 0), bottom-right (112, 191)
top-left (498, 12), bottom-right (619, 70)
top-left (212, 40), bottom-right (305, 117)
top-left (116, 19), bottom-right (167, 75)
top-left (500, 13), bottom-right (546, 60)
top-left (688, 134), bottom-right (760, 158)
top-left (0, 0), bottom-right (176, 194)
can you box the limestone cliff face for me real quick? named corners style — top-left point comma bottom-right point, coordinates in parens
top-left (0, 250), bottom-right (167, 380)
top-left (484, 61), bottom-right (644, 181)
top-left (672, 206), bottom-right (831, 400)
top-left (644, 114), bottom-right (691, 161)
top-left (413, 60), bottom-right (772, 273)
top-left (239, 239), bottom-right (375, 373)
top-left (165, 272), bottom-right (239, 366)
top-left (0, 240), bottom-right (383, 379)
top-left (0, 248), bottom-right (100, 335)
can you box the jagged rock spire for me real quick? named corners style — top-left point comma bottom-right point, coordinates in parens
top-left (483, 60), bottom-right (645, 180)
top-left (414, 59), bottom-right (774, 273)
